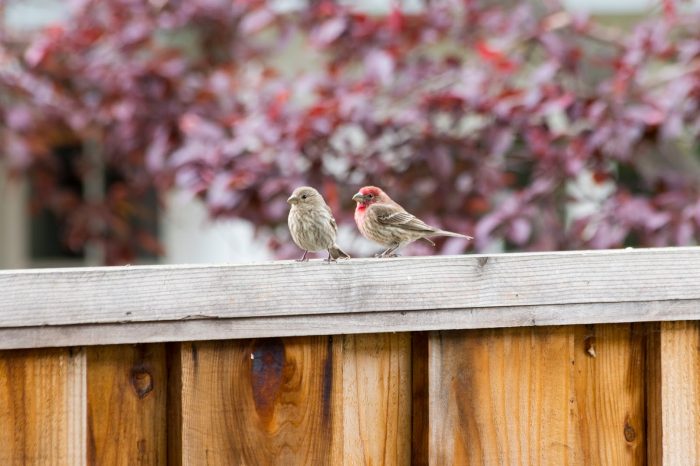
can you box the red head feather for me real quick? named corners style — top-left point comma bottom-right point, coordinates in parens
top-left (354, 186), bottom-right (387, 214)
top-left (359, 186), bottom-right (383, 197)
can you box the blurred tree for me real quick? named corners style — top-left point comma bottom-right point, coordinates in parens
top-left (1, 0), bottom-right (700, 263)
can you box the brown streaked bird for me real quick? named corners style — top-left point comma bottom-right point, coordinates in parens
top-left (353, 186), bottom-right (473, 258)
top-left (287, 186), bottom-right (350, 262)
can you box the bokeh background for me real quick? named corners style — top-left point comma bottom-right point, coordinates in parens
top-left (1, 0), bottom-right (699, 267)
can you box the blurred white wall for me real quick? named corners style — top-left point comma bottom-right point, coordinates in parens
top-left (160, 191), bottom-right (272, 264)
top-left (2, 0), bottom-right (69, 32)
top-left (0, 164), bottom-right (27, 269)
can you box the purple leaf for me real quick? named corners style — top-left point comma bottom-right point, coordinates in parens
top-left (240, 8), bottom-right (275, 34)
top-left (312, 17), bottom-right (347, 46)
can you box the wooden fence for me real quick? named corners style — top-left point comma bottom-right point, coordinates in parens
top-left (1, 247), bottom-right (699, 465)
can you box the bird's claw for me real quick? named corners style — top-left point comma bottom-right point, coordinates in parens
top-left (374, 252), bottom-right (400, 258)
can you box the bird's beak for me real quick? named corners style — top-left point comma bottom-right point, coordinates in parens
top-left (352, 193), bottom-right (366, 203)
top-left (287, 196), bottom-right (298, 205)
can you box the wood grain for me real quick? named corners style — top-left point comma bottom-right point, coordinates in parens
top-left (166, 342), bottom-right (183, 466)
top-left (572, 324), bottom-right (646, 465)
top-left (0, 247), bottom-right (699, 329)
top-left (2, 298), bottom-right (700, 350)
top-left (429, 325), bottom-right (646, 465)
top-left (86, 344), bottom-right (167, 466)
top-left (177, 337), bottom-right (337, 465)
top-left (0, 347), bottom-right (86, 466)
top-left (647, 321), bottom-right (700, 465)
top-left (412, 332), bottom-right (430, 466)
top-left (338, 333), bottom-right (411, 465)
top-left (173, 334), bottom-right (411, 465)
top-left (646, 323), bottom-right (663, 466)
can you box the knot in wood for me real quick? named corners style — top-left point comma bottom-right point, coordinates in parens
top-left (130, 367), bottom-right (154, 399)
top-left (623, 420), bottom-right (636, 442)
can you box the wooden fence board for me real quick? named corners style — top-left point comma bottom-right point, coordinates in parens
top-left (571, 324), bottom-right (646, 465)
top-left (647, 321), bottom-right (700, 465)
top-left (3, 298), bottom-right (699, 351)
top-left (338, 333), bottom-right (411, 465)
top-left (0, 248), bottom-right (699, 463)
top-left (166, 343), bottom-right (183, 466)
top-left (429, 325), bottom-right (646, 465)
top-left (173, 334), bottom-right (411, 465)
top-left (0, 347), bottom-right (86, 466)
top-left (411, 332), bottom-right (430, 466)
top-left (86, 344), bottom-right (167, 466)
top-left (177, 337), bottom-right (336, 464)
top-left (646, 323), bottom-right (663, 466)
top-left (1, 248), bottom-right (699, 329)
top-left (430, 327), bottom-right (574, 465)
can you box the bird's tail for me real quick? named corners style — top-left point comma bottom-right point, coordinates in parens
top-left (329, 244), bottom-right (351, 260)
top-left (434, 230), bottom-right (474, 241)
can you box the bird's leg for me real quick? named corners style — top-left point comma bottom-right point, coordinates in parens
top-left (376, 245), bottom-right (400, 258)
top-left (325, 250), bottom-right (336, 263)
top-left (384, 245), bottom-right (401, 257)
top-left (296, 250), bottom-right (309, 262)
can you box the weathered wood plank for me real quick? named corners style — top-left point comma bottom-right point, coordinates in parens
top-left (429, 325), bottom-right (646, 465)
top-left (0, 248), bottom-right (699, 329)
top-left (177, 337), bottom-right (337, 464)
top-left (646, 323), bottom-right (663, 466)
top-left (166, 343), bottom-right (183, 466)
top-left (86, 344), bottom-right (167, 466)
top-left (0, 347), bottom-right (86, 466)
top-left (430, 327), bottom-right (574, 464)
top-left (173, 335), bottom-right (411, 465)
top-left (647, 321), bottom-right (700, 465)
top-left (338, 333), bottom-right (411, 465)
top-left (1, 298), bottom-right (698, 350)
top-left (572, 324), bottom-right (646, 465)
top-left (411, 332), bottom-right (430, 466)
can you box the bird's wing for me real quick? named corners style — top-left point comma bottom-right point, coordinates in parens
top-left (371, 204), bottom-right (436, 233)
top-left (325, 204), bottom-right (338, 232)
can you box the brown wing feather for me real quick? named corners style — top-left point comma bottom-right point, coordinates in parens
top-left (324, 204), bottom-right (338, 232)
top-left (370, 204), bottom-right (437, 233)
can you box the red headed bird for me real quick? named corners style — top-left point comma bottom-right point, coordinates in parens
top-left (352, 186), bottom-right (473, 258)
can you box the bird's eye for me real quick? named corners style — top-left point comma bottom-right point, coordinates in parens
top-left (367, 194), bottom-right (373, 198)
top-left (301, 195), bottom-right (307, 200)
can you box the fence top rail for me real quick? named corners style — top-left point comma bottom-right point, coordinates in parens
top-left (0, 247), bottom-right (699, 349)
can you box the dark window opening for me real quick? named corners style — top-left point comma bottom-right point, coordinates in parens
top-left (30, 144), bottom-right (84, 261)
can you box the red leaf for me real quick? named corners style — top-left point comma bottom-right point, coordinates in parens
top-left (388, 3), bottom-right (403, 33)
top-left (476, 41), bottom-right (503, 61)
top-left (592, 171), bottom-right (610, 184)
top-left (475, 41), bottom-right (518, 72)
top-left (662, 0), bottom-right (676, 21)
